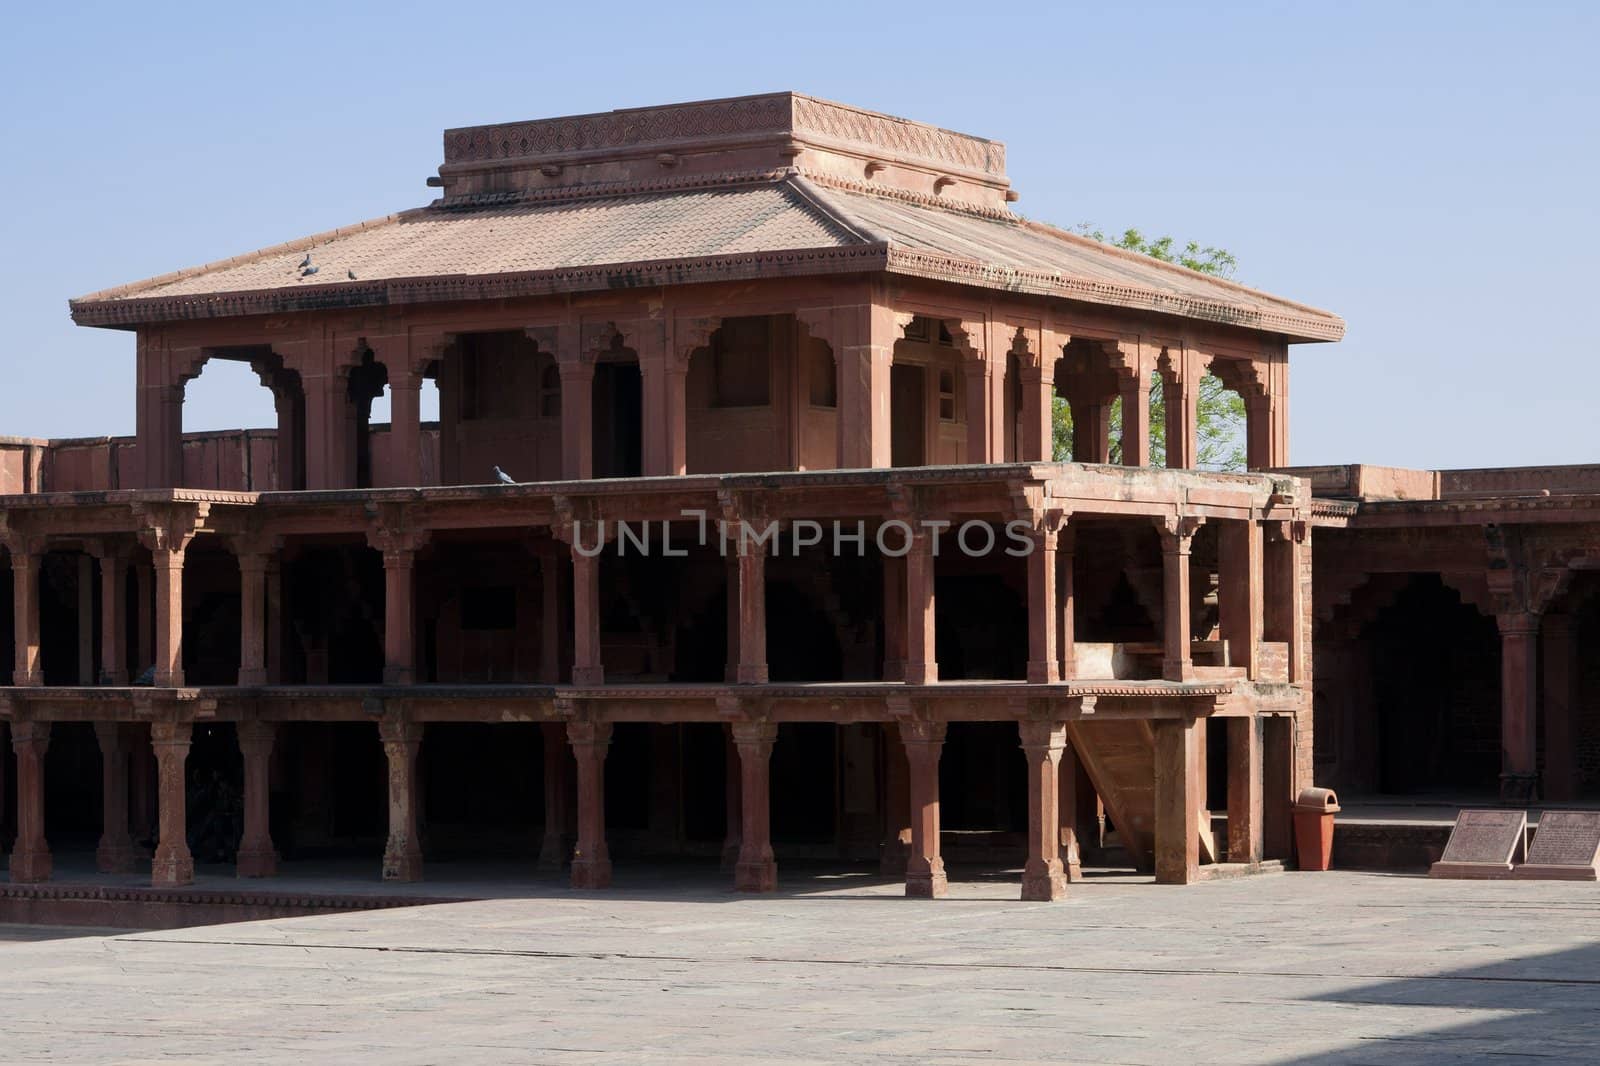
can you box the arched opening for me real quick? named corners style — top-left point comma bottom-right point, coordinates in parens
top-left (1363, 574), bottom-right (1501, 795)
top-left (592, 335), bottom-right (642, 478)
top-left (889, 317), bottom-right (964, 468)
top-left (437, 331), bottom-right (560, 486)
top-left (181, 347), bottom-right (306, 490)
top-left (346, 346), bottom-right (389, 490)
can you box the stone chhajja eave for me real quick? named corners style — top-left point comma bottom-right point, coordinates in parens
top-left (0, 464), bottom-right (1306, 541)
top-left (0, 678), bottom-right (1244, 725)
top-left (1341, 493), bottom-right (1600, 529)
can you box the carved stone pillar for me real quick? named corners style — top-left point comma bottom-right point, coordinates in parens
top-left (94, 722), bottom-right (137, 873)
top-left (1018, 362), bottom-right (1054, 463)
top-left (539, 720), bottom-right (571, 870)
top-left (721, 723), bottom-right (742, 870)
top-left (1498, 612), bottom-right (1540, 804)
top-left (10, 721), bottom-right (51, 882)
top-left (1217, 520), bottom-right (1263, 678)
top-left (797, 301), bottom-right (895, 469)
top-left (1157, 517), bottom-right (1204, 681)
top-left (904, 531), bottom-right (937, 685)
top-left (137, 512), bottom-right (200, 689)
top-left (1018, 719), bottom-right (1068, 901)
top-left (1025, 515), bottom-right (1062, 684)
top-left (880, 725), bottom-right (911, 875)
top-left (567, 719), bottom-right (612, 888)
top-left (558, 361), bottom-right (595, 480)
top-left (881, 553), bottom-right (907, 682)
top-left (76, 553), bottom-right (94, 685)
top-left (1118, 356), bottom-right (1151, 468)
top-left (1154, 716), bottom-right (1200, 885)
top-left (387, 369), bottom-right (424, 488)
top-left (96, 548), bottom-right (129, 685)
top-left (234, 539), bottom-right (275, 686)
top-left (150, 719), bottom-right (194, 887)
top-left (1542, 613), bottom-right (1579, 801)
top-left (1159, 349), bottom-right (1200, 470)
top-left (7, 540), bottom-right (43, 686)
top-left (899, 719), bottom-right (947, 898)
top-left (1226, 715), bottom-right (1264, 867)
top-left (1057, 526), bottom-right (1077, 679)
top-left (369, 528), bottom-right (428, 685)
top-left (379, 715), bottom-right (423, 881)
top-left (236, 719), bottom-right (278, 877)
top-left (569, 531), bottom-right (603, 686)
top-left (735, 531), bottom-right (769, 684)
top-left (732, 720), bottom-right (778, 892)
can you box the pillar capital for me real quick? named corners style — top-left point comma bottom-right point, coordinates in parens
top-left (730, 719), bottom-right (778, 750)
top-left (1156, 514), bottom-right (1205, 552)
top-left (1017, 718), bottom-right (1068, 755)
top-left (566, 718), bottom-right (613, 752)
top-left (228, 533), bottom-right (282, 567)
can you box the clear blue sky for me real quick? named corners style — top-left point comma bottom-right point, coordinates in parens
top-left (2, 1), bottom-right (1594, 469)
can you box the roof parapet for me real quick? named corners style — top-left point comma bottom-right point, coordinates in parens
top-left (437, 92), bottom-right (1013, 209)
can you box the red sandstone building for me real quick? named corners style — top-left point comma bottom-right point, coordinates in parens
top-left (2, 93), bottom-right (1359, 897)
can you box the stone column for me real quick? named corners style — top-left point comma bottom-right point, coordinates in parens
top-left (236, 720), bottom-right (278, 877)
top-left (10, 721), bottom-right (51, 882)
top-left (1154, 715), bottom-right (1200, 885)
top-left (93, 722), bottom-right (137, 873)
top-left (1057, 527), bottom-right (1077, 679)
top-left (904, 531), bottom-right (937, 685)
top-left (721, 723), bottom-right (742, 870)
top-left (1018, 719), bottom-right (1068, 901)
top-left (1071, 394), bottom-right (1113, 464)
top-left (369, 529), bottom-right (427, 685)
top-left (1217, 520), bottom-right (1263, 678)
top-left (570, 535), bottom-right (603, 685)
top-left (1161, 362), bottom-right (1199, 470)
top-left (1226, 716), bottom-right (1264, 867)
top-left (77, 554), bottom-right (95, 685)
top-left (1057, 742), bottom-right (1089, 880)
top-left (150, 719), bottom-right (194, 887)
top-left (264, 557), bottom-right (283, 683)
top-left (379, 716), bottom-right (423, 881)
top-left (962, 355), bottom-right (998, 463)
top-left (8, 541), bottom-right (43, 686)
top-left (540, 553), bottom-right (563, 684)
top-left (732, 721), bottom-right (778, 892)
top-left (799, 301), bottom-right (895, 469)
top-left (1025, 516), bottom-right (1061, 684)
top-left (880, 726), bottom-right (912, 875)
top-left (387, 369), bottom-right (423, 488)
top-left (135, 562), bottom-right (154, 673)
top-left (567, 719), bottom-right (612, 888)
top-left (735, 535), bottom-right (769, 684)
top-left (558, 361), bottom-right (595, 480)
top-left (97, 550), bottom-right (129, 685)
top-left (899, 719), bottom-right (947, 898)
top-left (1498, 612), bottom-right (1540, 804)
top-left (1157, 517), bottom-right (1203, 681)
top-left (1118, 367), bottom-right (1150, 467)
top-left (235, 546), bottom-right (271, 686)
top-left (150, 546), bottom-right (187, 687)
top-left (539, 720), bottom-right (571, 869)
top-left (1018, 362), bottom-right (1054, 463)
top-left (1542, 613), bottom-right (1579, 802)
top-left (882, 554), bottom-right (907, 682)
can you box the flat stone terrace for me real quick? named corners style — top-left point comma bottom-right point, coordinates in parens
top-left (3, 870), bottom-right (1598, 1064)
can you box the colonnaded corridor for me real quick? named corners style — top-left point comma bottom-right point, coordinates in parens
top-left (2, 870), bottom-right (1598, 1064)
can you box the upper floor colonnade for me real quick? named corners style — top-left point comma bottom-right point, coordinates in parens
top-left (129, 290), bottom-right (1294, 494)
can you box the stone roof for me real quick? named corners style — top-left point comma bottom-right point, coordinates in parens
top-left (68, 93), bottom-right (1343, 342)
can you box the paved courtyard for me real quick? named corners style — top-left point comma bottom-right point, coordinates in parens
top-left (2, 869), bottom-right (1598, 1064)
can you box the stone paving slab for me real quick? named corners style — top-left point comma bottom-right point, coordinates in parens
top-left (2, 871), bottom-right (1599, 1064)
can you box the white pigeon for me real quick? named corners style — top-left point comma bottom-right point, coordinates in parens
top-left (492, 465), bottom-right (516, 485)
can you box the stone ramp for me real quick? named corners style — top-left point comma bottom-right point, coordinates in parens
top-left (1069, 718), bottom-right (1158, 870)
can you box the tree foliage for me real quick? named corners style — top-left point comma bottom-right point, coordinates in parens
top-left (1052, 227), bottom-right (1246, 470)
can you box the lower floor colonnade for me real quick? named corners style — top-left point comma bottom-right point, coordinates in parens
top-left (0, 695), bottom-right (1300, 899)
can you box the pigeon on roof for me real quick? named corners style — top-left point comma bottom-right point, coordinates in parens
top-left (493, 465), bottom-right (516, 485)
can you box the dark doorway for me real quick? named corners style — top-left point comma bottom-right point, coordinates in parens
top-left (890, 363), bottom-right (925, 467)
top-left (1365, 575), bottom-right (1500, 794)
top-left (593, 361), bottom-right (643, 478)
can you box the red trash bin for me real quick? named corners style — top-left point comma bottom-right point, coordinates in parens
top-left (1293, 787), bottom-right (1340, 871)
